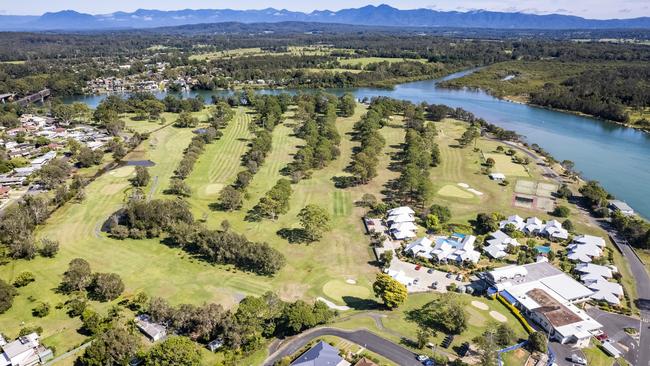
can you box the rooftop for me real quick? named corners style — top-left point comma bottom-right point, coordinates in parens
top-left (527, 288), bottom-right (582, 327)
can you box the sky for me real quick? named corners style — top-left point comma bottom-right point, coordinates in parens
top-left (0, 0), bottom-right (647, 19)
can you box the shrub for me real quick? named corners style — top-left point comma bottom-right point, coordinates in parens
top-left (13, 272), bottom-right (36, 287)
top-left (32, 302), bottom-right (51, 317)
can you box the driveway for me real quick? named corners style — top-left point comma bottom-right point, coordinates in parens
top-left (263, 327), bottom-right (422, 366)
top-left (387, 258), bottom-right (467, 293)
top-left (586, 306), bottom-right (640, 364)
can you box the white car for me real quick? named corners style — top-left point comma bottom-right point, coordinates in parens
top-left (570, 354), bottom-right (587, 365)
top-left (417, 355), bottom-right (430, 362)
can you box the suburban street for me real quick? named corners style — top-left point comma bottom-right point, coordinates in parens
top-left (263, 327), bottom-right (422, 366)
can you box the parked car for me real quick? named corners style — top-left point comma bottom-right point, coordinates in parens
top-left (595, 332), bottom-right (608, 342)
top-left (423, 360), bottom-right (434, 366)
top-left (427, 268), bottom-right (434, 274)
top-left (417, 355), bottom-right (429, 362)
top-left (446, 272), bottom-right (453, 279)
top-left (415, 265), bottom-right (422, 271)
top-left (569, 354), bottom-right (587, 365)
top-left (414, 278), bottom-right (420, 284)
top-left (456, 274), bottom-right (463, 281)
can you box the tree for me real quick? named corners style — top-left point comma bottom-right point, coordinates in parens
top-left (421, 295), bottom-right (467, 334)
top-left (473, 333), bottom-right (498, 366)
top-left (13, 271), bottom-right (35, 287)
top-left (218, 186), bottom-right (243, 211)
top-left (76, 146), bottom-right (103, 168)
top-left (556, 184), bottom-right (572, 199)
top-left (373, 273), bottom-right (408, 309)
top-left (0, 279), bottom-right (17, 314)
top-left (379, 251), bottom-right (393, 269)
top-left (485, 157), bottom-right (495, 168)
top-left (528, 332), bottom-right (548, 353)
top-left (61, 258), bottom-right (92, 293)
top-left (475, 213), bottom-right (498, 234)
top-left (175, 112), bottom-right (199, 128)
top-left (112, 143), bottom-right (127, 162)
top-left (168, 179), bottom-right (192, 197)
top-left (39, 159), bottom-right (71, 189)
top-left (77, 326), bottom-right (140, 366)
top-left (416, 327), bottom-right (433, 349)
top-left (131, 166), bottom-right (151, 187)
top-left (298, 204), bottom-right (331, 242)
top-left (562, 219), bottom-right (575, 231)
top-left (360, 193), bottom-right (378, 208)
top-left (146, 336), bottom-right (201, 366)
top-left (39, 238), bottom-right (60, 257)
top-left (429, 204), bottom-right (452, 223)
top-left (495, 323), bottom-right (515, 347)
top-left (424, 214), bottom-right (441, 233)
top-left (90, 273), bottom-right (125, 301)
top-left (552, 205), bottom-right (571, 218)
top-left (339, 93), bottom-right (356, 117)
top-left (32, 302), bottom-right (50, 317)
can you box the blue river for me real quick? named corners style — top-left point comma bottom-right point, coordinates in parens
top-left (64, 70), bottom-right (650, 218)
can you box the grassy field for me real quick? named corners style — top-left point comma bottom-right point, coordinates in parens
top-left (0, 104), bottom-right (386, 356)
top-left (189, 45), bottom-right (345, 61)
top-left (332, 292), bottom-right (530, 357)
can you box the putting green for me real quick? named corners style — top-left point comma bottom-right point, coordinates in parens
top-left (204, 183), bottom-right (224, 196)
top-left (437, 184), bottom-right (474, 199)
top-left (322, 280), bottom-right (371, 304)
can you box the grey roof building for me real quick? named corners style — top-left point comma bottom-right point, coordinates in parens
top-left (290, 341), bottom-right (350, 366)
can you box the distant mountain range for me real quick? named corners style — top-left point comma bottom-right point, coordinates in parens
top-left (2, 4), bottom-right (650, 31)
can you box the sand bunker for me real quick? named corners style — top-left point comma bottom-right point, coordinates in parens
top-left (316, 297), bottom-right (351, 311)
top-left (490, 310), bottom-right (508, 322)
top-left (471, 300), bottom-right (489, 310)
top-left (346, 279), bottom-right (357, 285)
top-left (467, 188), bottom-right (484, 196)
top-left (457, 183), bottom-right (470, 188)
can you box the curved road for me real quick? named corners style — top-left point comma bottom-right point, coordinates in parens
top-left (263, 327), bottom-right (422, 366)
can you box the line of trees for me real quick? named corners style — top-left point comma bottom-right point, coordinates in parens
top-left (246, 179), bottom-right (293, 222)
top-left (76, 291), bottom-right (334, 365)
top-left (107, 197), bottom-right (286, 275)
top-left (393, 103), bottom-right (439, 207)
top-left (284, 93), bottom-right (341, 182)
top-left (347, 98), bottom-right (394, 185)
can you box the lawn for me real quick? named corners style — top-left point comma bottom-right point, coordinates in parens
top-left (0, 104), bottom-right (386, 356)
top-left (582, 343), bottom-right (616, 366)
top-left (331, 292), bottom-right (529, 360)
top-left (483, 152), bottom-right (530, 177)
top-left (501, 347), bottom-right (530, 366)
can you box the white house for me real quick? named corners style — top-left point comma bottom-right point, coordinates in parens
top-left (484, 230), bottom-right (519, 259)
top-left (386, 269), bottom-right (414, 287)
top-left (567, 235), bottom-right (606, 263)
top-left (0, 333), bottom-right (53, 366)
top-left (575, 263), bottom-right (613, 283)
top-left (587, 279), bottom-right (624, 305)
top-left (431, 234), bottom-right (481, 264)
top-left (523, 217), bottom-right (544, 235)
top-left (541, 220), bottom-right (569, 241)
top-left (386, 207), bottom-right (417, 240)
top-left (404, 237), bottom-right (434, 259)
top-left (499, 215), bottom-right (525, 231)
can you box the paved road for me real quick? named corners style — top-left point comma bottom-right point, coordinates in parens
top-left (610, 234), bottom-right (650, 366)
top-left (586, 307), bottom-right (640, 364)
top-left (263, 327), bottom-right (422, 366)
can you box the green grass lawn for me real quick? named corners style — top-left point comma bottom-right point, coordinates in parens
top-left (501, 347), bottom-right (530, 366)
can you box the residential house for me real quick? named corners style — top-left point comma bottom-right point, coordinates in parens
top-left (404, 237), bottom-right (434, 259)
top-left (489, 173), bottom-right (506, 181)
top-left (523, 217), bottom-right (544, 235)
top-left (207, 339), bottom-right (223, 352)
top-left (354, 358), bottom-right (379, 366)
top-left (386, 206), bottom-right (417, 240)
top-left (290, 341), bottom-right (350, 366)
top-left (430, 234), bottom-right (481, 264)
top-left (499, 215), bottom-right (525, 231)
top-left (0, 186), bottom-right (9, 199)
top-left (135, 315), bottom-right (167, 342)
top-left (608, 200), bottom-right (634, 216)
top-left (0, 333), bottom-right (53, 366)
top-left (567, 235), bottom-right (606, 263)
top-left (575, 263), bottom-right (622, 305)
top-left (484, 230), bottom-right (519, 259)
top-left (541, 220), bottom-right (569, 241)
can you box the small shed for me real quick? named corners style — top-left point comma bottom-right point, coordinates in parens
top-left (489, 173), bottom-right (506, 181)
top-left (207, 338), bottom-right (224, 352)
